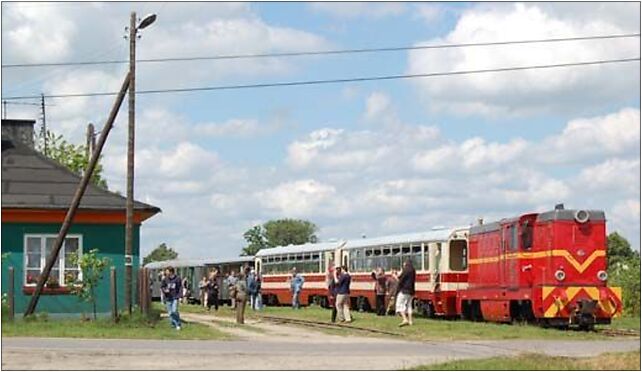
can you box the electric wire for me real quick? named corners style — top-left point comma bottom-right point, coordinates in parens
top-left (2, 56), bottom-right (638, 101)
top-left (2, 33), bottom-right (639, 69)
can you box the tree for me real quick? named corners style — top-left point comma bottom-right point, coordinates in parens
top-left (607, 232), bottom-right (641, 316)
top-left (143, 243), bottom-right (178, 265)
top-left (242, 225), bottom-right (268, 256)
top-left (68, 249), bottom-right (110, 320)
top-left (607, 232), bottom-right (639, 269)
top-left (241, 219), bottom-right (318, 255)
top-left (36, 130), bottom-right (108, 189)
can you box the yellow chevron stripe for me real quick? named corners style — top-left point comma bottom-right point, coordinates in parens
top-left (542, 286), bottom-right (555, 299)
top-left (542, 286), bottom-right (622, 318)
top-left (469, 249), bottom-right (605, 273)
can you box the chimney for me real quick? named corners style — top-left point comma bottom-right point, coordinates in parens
top-left (1, 119), bottom-right (35, 149)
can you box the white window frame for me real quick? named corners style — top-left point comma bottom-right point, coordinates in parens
top-left (23, 234), bottom-right (83, 287)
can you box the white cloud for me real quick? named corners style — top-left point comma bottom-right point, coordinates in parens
top-left (577, 158), bottom-right (640, 195)
top-left (363, 91), bottom-right (393, 122)
top-left (310, 2), bottom-right (406, 19)
top-left (2, 3), bottom-right (76, 63)
top-left (194, 118), bottom-right (273, 138)
top-left (257, 179), bottom-right (339, 217)
top-left (407, 3), bottom-right (640, 116)
top-left (539, 108), bottom-right (640, 164)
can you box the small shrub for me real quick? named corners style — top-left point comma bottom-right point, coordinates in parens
top-left (36, 312), bottom-right (49, 322)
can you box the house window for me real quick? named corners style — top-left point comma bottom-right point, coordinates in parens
top-left (24, 234), bottom-right (82, 286)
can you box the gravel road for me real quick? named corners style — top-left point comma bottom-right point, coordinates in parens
top-left (2, 336), bottom-right (639, 370)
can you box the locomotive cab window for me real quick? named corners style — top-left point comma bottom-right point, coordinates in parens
top-left (449, 240), bottom-right (468, 271)
top-left (521, 221), bottom-right (533, 250)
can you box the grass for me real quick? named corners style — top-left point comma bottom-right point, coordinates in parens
top-left (406, 350), bottom-right (641, 370)
top-left (172, 302), bottom-right (640, 341)
top-left (1, 309), bottom-right (230, 340)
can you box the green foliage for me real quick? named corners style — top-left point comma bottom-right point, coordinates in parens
top-left (68, 249), bottom-right (110, 320)
top-left (242, 219), bottom-right (318, 255)
top-left (607, 232), bottom-right (641, 317)
top-left (143, 243), bottom-right (178, 265)
top-left (36, 130), bottom-right (108, 189)
top-left (242, 225), bottom-right (268, 256)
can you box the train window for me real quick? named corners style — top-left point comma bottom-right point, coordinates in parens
top-left (510, 225), bottom-right (518, 252)
top-left (449, 240), bottom-right (468, 271)
top-left (521, 221), bottom-right (533, 250)
top-left (392, 247), bottom-right (400, 255)
top-left (312, 253), bottom-right (319, 260)
top-left (274, 256), bottom-right (281, 262)
top-left (412, 244), bottom-right (421, 254)
top-left (402, 245), bottom-right (411, 255)
top-left (296, 254), bottom-right (303, 261)
top-left (423, 244), bottom-right (429, 271)
top-left (374, 249), bottom-right (381, 256)
top-left (364, 249), bottom-right (371, 257)
top-left (383, 248), bottom-right (391, 255)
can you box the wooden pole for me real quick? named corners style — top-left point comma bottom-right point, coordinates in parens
top-left (8, 267), bottom-right (14, 321)
top-left (110, 266), bottom-right (118, 322)
top-left (125, 11), bottom-right (137, 316)
top-left (23, 72), bottom-right (131, 317)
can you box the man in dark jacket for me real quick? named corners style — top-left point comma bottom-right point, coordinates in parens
top-left (206, 270), bottom-right (219, 311)
top-left (334, 265), bottom-right (352, 323)
top-left (160, 266), bottom-right (182, 330)
top-left (396, 260), bottom-right (416, 327)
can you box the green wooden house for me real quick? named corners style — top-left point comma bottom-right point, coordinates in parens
top-left (1, 119), bottom-right (160, 316)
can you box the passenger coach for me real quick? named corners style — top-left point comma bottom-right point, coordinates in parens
top-left (255, 227), bottom-right (469, 316)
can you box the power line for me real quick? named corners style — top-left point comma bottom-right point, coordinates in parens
top-left (2, 33), bottom-right (639, 69)
top-left (3, 56), bottom-right (638, 101)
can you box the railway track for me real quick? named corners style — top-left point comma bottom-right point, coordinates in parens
top-left (258, 315), bottom-right (404, 337)
top-left (597, 328), bottom-right (640, 337)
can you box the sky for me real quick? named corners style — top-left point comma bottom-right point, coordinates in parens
top-left (2, 2), bottom-right (640, 259)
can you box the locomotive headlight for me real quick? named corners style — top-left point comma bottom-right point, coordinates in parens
top-left (597, 270), bottom-right (608, 281)
top-left (574, 210), bottom-right (590, 224)
top-left (555, 269), bottom-right (566, 281)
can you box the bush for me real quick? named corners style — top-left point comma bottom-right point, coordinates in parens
top-left (610, 257), bottom-right (641, 317)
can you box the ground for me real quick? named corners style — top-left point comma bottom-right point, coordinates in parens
top-left (2, 303), bottom-right (640, 370)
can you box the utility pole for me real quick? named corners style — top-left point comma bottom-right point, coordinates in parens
top-left (24, 72), bottom-right (132, 317)
top-left (125, 11), bottom-right (136, 315)
top-left (86, 123), bottom-right (95, 160)
top-left (125, 11), bottom-right (156, 315)
top-left (40, 93), bottom-right (47, 156)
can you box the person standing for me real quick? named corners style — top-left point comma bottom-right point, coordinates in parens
top-left (199, 276), bottom-right (208, 308)
top-left (227, 270), bottom-right (238, 309)
top-left (290, 268), bottom-right (305, 309)
top-left (160, 266), bottom-right (182, 330)
top-left (235, 272), bottom-right (248, 324)
top-left (206, 270), bottom-right (219, 311)
top-left (396, 260), bottom-right (416, 327)
top-left (371, 267), bottom-right (387, 316)
top-left (255, 272), bottom-right (263, 310)
top-left (385, 268), bottom-right (399, 315)
top-left (181, 276), bottom-right (189, 304)
top-left (326, 267), bottom-right (337, 323)
top-left (334, 265), bottom-right (352, 323)
top-left (247, 270), bottom-right (258, 310)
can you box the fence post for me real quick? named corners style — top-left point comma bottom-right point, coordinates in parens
top-left (8, 267), bottom-right (14, 321)
top-left (110, 267), bottom-right (118, 322)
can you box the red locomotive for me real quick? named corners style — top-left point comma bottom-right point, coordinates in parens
top-left (255, 206), bottom-right (622, 328)
top-left (459, 206), bottom-right (621, 329)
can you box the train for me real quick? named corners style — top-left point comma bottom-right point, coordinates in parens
top-left (144, 256), bottom-right (254, 304)
top-left (254, 206), bottom-right (623, 329)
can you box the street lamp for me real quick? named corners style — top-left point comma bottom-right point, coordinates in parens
top-left (126, 11), bottom-right (156, 315)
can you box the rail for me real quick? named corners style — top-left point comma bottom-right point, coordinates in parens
top-left (258, 315), bottom-right (404, 337)
top-left (597, 328), bottom-right (640, 337)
